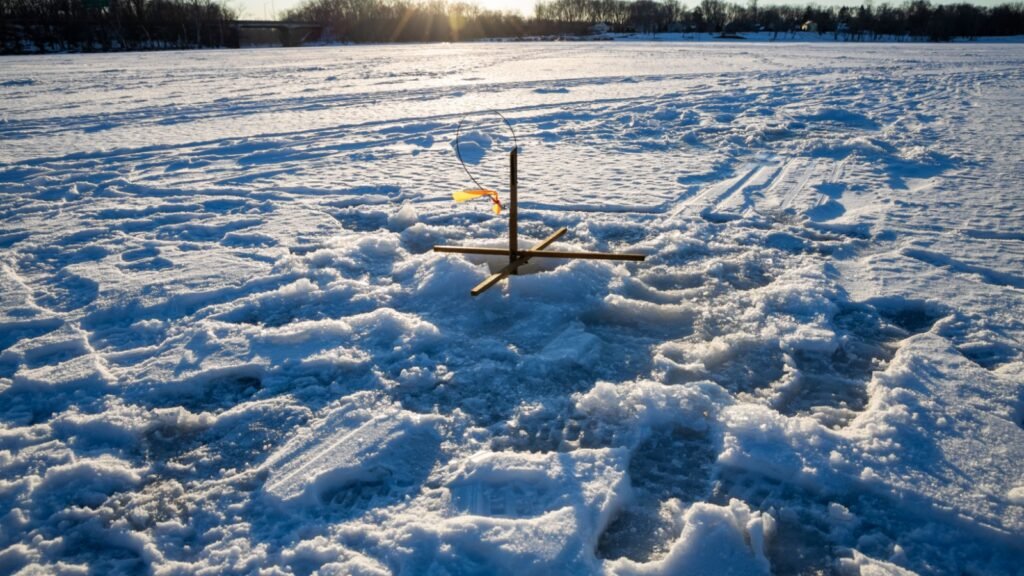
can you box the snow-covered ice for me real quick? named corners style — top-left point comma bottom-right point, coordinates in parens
top-left (1, 43), bottom-right (1023, 574)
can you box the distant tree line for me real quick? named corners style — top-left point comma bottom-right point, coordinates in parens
top-left (3, 0), bottom-right (1024, 53)
top-left (281, 0), bottom-right (537, 42)
top-left (285, 0), bottom-right (1024, 41)
top-left (533, 0), bottom-right (1024, 40)
top-left (0, 0), bottom-right (236, 53)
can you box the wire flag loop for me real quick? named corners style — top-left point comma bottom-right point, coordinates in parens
top-left (452, 189), bottom-right (503, 214)
top-left (453, 110), bottom-right (518, 214)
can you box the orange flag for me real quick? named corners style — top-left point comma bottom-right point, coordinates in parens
top-left (452, 189), bottom-right (502, 214)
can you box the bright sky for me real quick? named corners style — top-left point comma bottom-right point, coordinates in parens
top-left (234, 0), bottom-right (1011, 21)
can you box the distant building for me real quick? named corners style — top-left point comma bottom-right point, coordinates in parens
top-left (231, 21), bottom-right (323, 48)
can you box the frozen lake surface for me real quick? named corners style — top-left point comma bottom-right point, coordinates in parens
top-left (1, 43), bottom-right (1023, 574)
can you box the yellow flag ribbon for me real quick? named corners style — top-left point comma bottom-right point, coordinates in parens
top-left (452, 189), bottom-right (503, 214)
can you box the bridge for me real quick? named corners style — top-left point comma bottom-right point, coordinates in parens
top-left (230, 21), bottom-right (323, 48)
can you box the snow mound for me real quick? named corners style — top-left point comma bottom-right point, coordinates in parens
top-left (606, 499), bottom-right (774, 575)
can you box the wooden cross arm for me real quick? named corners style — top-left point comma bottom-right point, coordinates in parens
top-left (469, 227), bottom-right (568, 296)
top-left (434, 246), bottom-right (646, 262)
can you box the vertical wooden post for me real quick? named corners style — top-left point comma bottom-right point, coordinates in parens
top-left (509, 147), bottom-right (518, 273)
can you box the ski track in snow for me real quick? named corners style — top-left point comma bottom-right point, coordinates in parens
top-left (1, 43), bottom-right (1023, 575)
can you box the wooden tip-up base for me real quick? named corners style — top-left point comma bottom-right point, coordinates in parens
top-left (434, 227), bottom-right (646, 296)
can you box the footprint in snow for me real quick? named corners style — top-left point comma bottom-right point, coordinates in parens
top-left (597, 426), bottom-right (716, 562)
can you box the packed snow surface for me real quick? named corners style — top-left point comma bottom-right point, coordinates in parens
top-left (1, 43), bottom-right (1023, 575)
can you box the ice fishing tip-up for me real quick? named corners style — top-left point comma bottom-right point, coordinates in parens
top-left (434, 119), bottom-right (645, 296)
